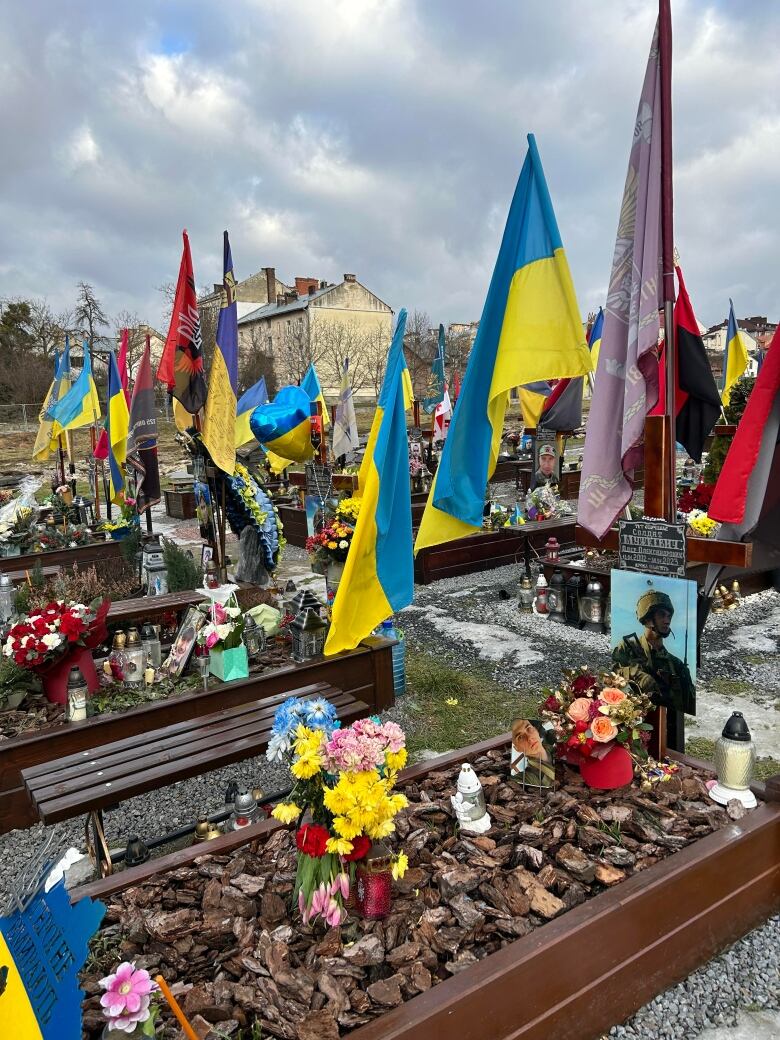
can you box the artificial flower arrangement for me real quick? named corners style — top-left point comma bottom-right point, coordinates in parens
top-left (305, 518), bottom-right (355, 566)
top-left (197, 597), bottom-right (244, 651)
top-left (267, 697), bottom-right (408, 927)
top-left (685, 509), bottom-right (720, 539)
top-left (99, 961), bottom-right (160, 1036)
top-left (334, 496), bottom-right (361, 524)
top-left (2, 598), bottom-right (110, 671)
top-left (539, 667), bottom-right (653, 765)
top-left (224, 462), bottom-right (284, 570)
top-left (0, 506), bottom-right (35, 550)
top-left (677, 481), bottom-right (715, 515)
top-left (100, 497), bottom-right (139, 534)
top-left (525, 483), bottom-right (561, 521)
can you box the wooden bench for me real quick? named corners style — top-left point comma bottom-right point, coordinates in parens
top-left (22, 680), bottom-right (369, 875)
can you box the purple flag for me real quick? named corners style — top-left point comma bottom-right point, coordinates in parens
top-left (578, 21), bottom-right (663, 538)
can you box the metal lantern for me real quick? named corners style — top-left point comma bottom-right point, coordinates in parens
top-left (710, 712), bottom-right (757, 809)
top-left (565, 573), bottom-right (584, 626)
top-left (124, 627), bottom-right (145, 688)
top-left (289, 589), bottom-right (326, 618)
top-left (142, 536), bottom-right (168, 597)
top-left (547, 569), bottom-right (566, 623)
top-left (194, 817), bottom-right (222, 843)
top-left (243, 613), bottom-right (265, 660)
top-left (72, 495), bottom-right (95, 526)
top-left (579, 578), bottom-right (607, 633)
top-left (518, 575), bottom-right (535, 613)
top-left (65, 667), bottom-right (89, 722)
top-left (545, 536), bottom-right (560, 562)
top-left (140, 622), bottom-right (162, 670)
top-left (227, 789), bottom-right (261, 830)
top-left (534, 573), bottom-right (549, 615)
top-left (283, 579), bottom-right (298, 614)
top-left (124, 835), bottom-right (150, 867)
top-left (107, 630), bottom-right (128, 681)
top-left (0, 574), bottom-right (14, 623)
top-left (290, 607), bottom-right (328, 662)
top-left (355, 841), bottom-right (393, 920)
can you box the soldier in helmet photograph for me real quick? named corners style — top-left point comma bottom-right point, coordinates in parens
top-left (532, 442), bottom-right (560, 491)
top-left (610, 571), bottom-right (698, 750)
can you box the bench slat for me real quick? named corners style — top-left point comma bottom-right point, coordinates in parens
top-left (31, 696), bottom-right (368, 823)
top-left (30, 689), bottom-right (355, 799)
top-left (24, 682), bottom-right (336, 787)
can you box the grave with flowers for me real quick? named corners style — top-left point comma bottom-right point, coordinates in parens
top-left (75, 687), bottom-right (779, 1040)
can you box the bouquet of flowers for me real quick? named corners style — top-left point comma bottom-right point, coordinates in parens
top-left (99, 961), bottom-right (159, 1036)
top-left (334, 496), bottom-right (361, 524)
top-left (197, 598), bottom-right (244, 651)
top-left (539, 667), bottom-right (653, 764)
top-left (686, 509), bottom-right (719, 539)
top-left (2, 598), bottom-right (110, 671)
top-left (305, 519), bottom-right (354, 566)
top-left (268, 698), bottom-right (408, 926)
top-left (100, 497), bottom-right (139, 534)
top-left (525, 483), bottom-right (560, 521)
top-left (677, 481), bottom-right (715, 516)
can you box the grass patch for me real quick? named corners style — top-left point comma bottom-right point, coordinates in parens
top-left (709, 677), bottom-right (753, 696)
top-left (402, 650), bottom-right (537, 761)
top-left (685, 736), bottom-right (780, 782)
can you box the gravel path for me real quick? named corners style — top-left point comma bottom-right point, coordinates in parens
top-left (0, 543), bottom-right (777, 1039)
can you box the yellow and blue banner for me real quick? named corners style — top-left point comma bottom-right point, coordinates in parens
top-left (235, 376), bottom-right (269, 448)
top-left (0, 876), bottom-right (104, 1039)
top-left (722, 299), bottom-right (749, 406)
top-left (517, 380), bottom-right (552, 427)
top-left (588, 307), bottom-right (604, 374)
top-left (416, 134), bottom-right (592, 550)
top-left (325, 310), bottom-right (413, 655)
top-left (50, 342), bottom-right (101, 435)
top-left (300, 363), bottom-right (330, 427)
top-left (202, 231), bottom-right (239, 473)
top-left (106, 351), bottom-right (130, 503)
top-left (32, 340), bottom-right (72, 462)
top-left (249, 385), bottom-right (315, 466)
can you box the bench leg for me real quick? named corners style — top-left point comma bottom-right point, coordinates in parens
top-left (85, 809), bottom-right (113, 878)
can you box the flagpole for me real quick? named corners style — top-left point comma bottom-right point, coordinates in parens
top-left (659, 0), bottom-right (676, 522)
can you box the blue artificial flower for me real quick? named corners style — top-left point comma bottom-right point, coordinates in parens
top-left (271, 696), bottom-right (307, 738)
top-left (303, 696), bottom-right (337, 731)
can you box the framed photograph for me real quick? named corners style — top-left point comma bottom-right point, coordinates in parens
top-left (510, 719), bottom-right (557, 790)
top-left (201, 544), bottom-right (214, 568)
top-left (610, 568), bottom-right (697, 715)
top-left (161, 606), bottom-right (205, 679)
top-left (533, 428), bottom-right (560, 489)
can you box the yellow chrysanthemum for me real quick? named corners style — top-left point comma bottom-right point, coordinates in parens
top-left (386, 749), bottom-right (407, 771)
top-left (391, 852), bottom-right (408, 880)
top-left (271, 802), bottom-right (301, 824)
top-left (326, 836), bottom-right (354, 856)
top-left (291, 751), bottom-right (323, 780)
top-left (333, 815), bottom-right (362, 839)
top-left (366, 817), bottom-right (395, 840)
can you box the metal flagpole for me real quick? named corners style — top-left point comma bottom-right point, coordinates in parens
top-left (659, 0), bottom-right (677, 522)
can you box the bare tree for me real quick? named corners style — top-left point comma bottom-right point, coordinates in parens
top-left (198, 292), bottom-right (219, 375)
top-left (239, 323), bottom-right (278, 398)
top-left (156, 282), bottom-right (176, 327)
top-left (27, 299), bottom-right (73, 360)
top-left (444, 326), bottom-right (474, 380)
top-left (74, 282), bottom-right (109, 347)
top-left (311, 319), bottom-right (374, 396)
top-left (274, 314), bottom-right (319, 386)
top-left (403, 309), bottom-right (437, 396)
top-left (113, 310), bottom-right (146, 378)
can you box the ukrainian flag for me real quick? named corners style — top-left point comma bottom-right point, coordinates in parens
top-left (203, 231), bottom-right (239, 473)
top-left (51, 342), bottom-right (101, 435)
top-left (236, 376), bottom-right (269, 448)
top-left (106, 351), bottom-right (130, 502)
top-left (300, 363), bottom-right (330, 427)
top-left (416, 134), bottom-right (591, 550)
top-left (589, 307), bottom-right (604, 373)
top-left (517, 380), bottom-right (552, 428)
top-left (250, 385), bottom-right (315, 465)
top-left (32, 340), bottom-right (71, 462)
top-left (356, 347), bottom-right (414, 497)
top-left (325, 310), bottom-right (413, 655)
top-left (722, 299), bottom-right (748, 406)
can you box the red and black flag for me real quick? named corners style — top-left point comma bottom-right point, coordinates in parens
top-left (128, 336), bottom-right (161, 512)
top-left (651, 265), bottom-right (721, 462)
top-left (157, 229), bottom-right (208, 414)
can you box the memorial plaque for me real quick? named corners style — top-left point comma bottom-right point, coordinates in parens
top-left (618, 518), bottom-right (687, 577)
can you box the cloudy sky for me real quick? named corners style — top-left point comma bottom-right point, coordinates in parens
top-left (1, 0), bottom-right (778, 334)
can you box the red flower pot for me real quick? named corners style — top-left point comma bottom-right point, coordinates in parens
top-left (579, 744), bottom-right (634, 790)
top-left (40, 646), bottom-right (100, 705)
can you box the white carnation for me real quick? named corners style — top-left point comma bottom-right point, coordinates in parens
top-left (41, 633), bottom-right (63, 649)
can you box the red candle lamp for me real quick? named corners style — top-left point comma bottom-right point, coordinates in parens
top-left (355, 842), bottom-right (393, 920)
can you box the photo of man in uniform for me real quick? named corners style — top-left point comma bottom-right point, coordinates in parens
top-left (532, 443), bottom-right (559, 491)
top-left (612, 589), bottom-right (696, 715)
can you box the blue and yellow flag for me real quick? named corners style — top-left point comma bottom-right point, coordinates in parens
top-left (236, 376), bottom-right (269, 448)
top-left (588, 307), bottom-right (604, 373)
top-left (416, 134), bottom-right (591, 550)
top-left (325, 310), bottom-right (413, 655)
top-left (517, 380), bottom-right (552, 427)
top-left (203, 231), bottom-right (239, 473)
top-left (106, 351), bottom-right (130, 502)
top-left (32, 341), bottom-right (72, 462)
top-left (250, 385), bottom-right (315, 467)
top-left (51, 342), bottom-right (101, 435)
top-left (422, 325), bottom-right (446, 415)
top-left (722, 299), bottom-right (749, 406)
top-left (300, 363), bottom-right (330, 427)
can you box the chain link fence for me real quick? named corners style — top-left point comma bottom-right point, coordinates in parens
top-left (0, 400), bottom-right (176, 431)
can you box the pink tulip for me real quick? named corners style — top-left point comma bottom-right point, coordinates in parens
top-left (337, 873), bottom-right (350, 900)
top-left (325, 898), bottom-right (342, 927)
top-left (298, 889), bottom-right (306, 915)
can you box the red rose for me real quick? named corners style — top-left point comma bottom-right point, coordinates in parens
top-left (295, 824), bottom-right (329, 858)
top-left (59, 612), bottom-right (85, 642)
top-left (574, 720), bottom-right (589, 734)
top-left (343, 835), bottom-right (371, 862)
top-left (543, 695), bottom-right (559, 712)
